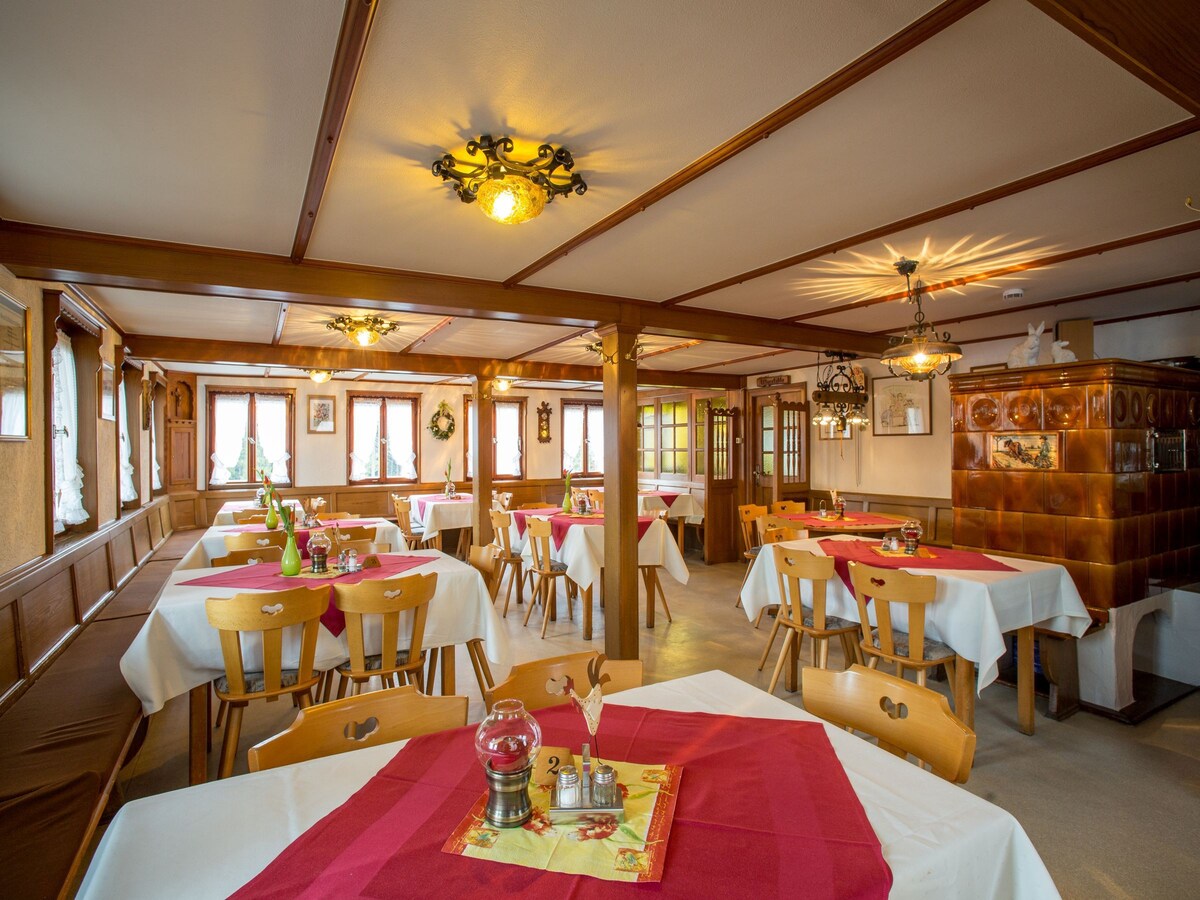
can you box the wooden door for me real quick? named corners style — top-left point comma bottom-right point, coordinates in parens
top-left (703, 406), bottom-right (740, 563)
top-left (750, 391), bottom-right (806, 506)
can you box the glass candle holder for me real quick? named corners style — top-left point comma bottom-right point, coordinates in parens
top-left (308, 530), bottom-right (332, 573)
top-left (475, 699), bottom-right (542, 827)
top-left (901, 519), bottom-right (924, 554)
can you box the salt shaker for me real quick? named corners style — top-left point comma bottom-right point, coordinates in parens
top-left (346, 549), bottom-right (359, 572)
top-left (591, 764), bottom-right (617, 807)
top-left (556, 765), bottom-right (581, 807)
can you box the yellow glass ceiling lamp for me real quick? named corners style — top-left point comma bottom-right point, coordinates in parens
top-left (305, 369), bottom-right (336, 384)
top-left (880, 258), bottom-right (962, 382)
top-left (432, 135), bottom-right (587, 225)
top-left (326, 315), bottom-right (399, 347)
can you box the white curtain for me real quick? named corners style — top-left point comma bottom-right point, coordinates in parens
top-left (586, 404), bottom-right (604, 473)
top-left (255, 394), bottom-right (291, 482)
top-left (118, 384), bottom-right (138, 503)
top-left (495, 401), bottom-right (523, 478)
top-left (384, 399), bottom-right (418, 480)
top-left (0, 384), bottom-right (22, 436)
top-left (209, 392), bottom-right (249, 485)
top-left (349, 397), bottom-right (381, 481)
top-left (51, 331), bottom-right (87, 532)
top-left (562, 404), bottom-right (584, 474)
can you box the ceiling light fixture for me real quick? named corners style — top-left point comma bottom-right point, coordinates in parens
top-left (880, 258), bottom-right (962, 382)
top-left (495, 377), bottom-right (512, 392)
top-left (327, 315), bottom-right (398, 347)
top-left (432, 134), bottom-right (587, 225)
top-left (585, 337), bottom-right (646, 365)
top-left (306, 369), bottom-right (336, 384)
top-left (812, 352), bottom-right (870, 432)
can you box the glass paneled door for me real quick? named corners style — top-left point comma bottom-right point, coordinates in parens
top-left (750, 391), bottom-right (808, 506)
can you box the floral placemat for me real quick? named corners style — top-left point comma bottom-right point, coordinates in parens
top-left (443, 761), bottom-right (682, 883)
top-left (871, 546), bottom-right (937, 559)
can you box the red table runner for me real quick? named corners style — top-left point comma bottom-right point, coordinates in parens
top-left (785, 512), bottom-right (902, 528)
top-left (550, 514), bottom-right (653, 551)
top-left (512, 507), bottom-right (561, 537)
top-left (177, 554), bottom-right (434, 635)
top-left (230, 705), bottom-right (892, 899)
top-left (415, 494), bottom-right (472, 520)
top-left (640, 490), bottom-right (681, 508)
top-left (818, 538), bottom-right (1019, 593)
top-left (220, 520), bottom-right (370, 557)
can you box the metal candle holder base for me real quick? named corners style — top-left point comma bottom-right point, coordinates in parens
top-left (484, 763), bottom-right (533, 828)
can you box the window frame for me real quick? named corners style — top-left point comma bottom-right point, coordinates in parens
top-left (463, 395), bottom-right (528, 481)
top-left (560, 399), bottom-right (604, 477)
top-left (205, 386), bottom-right (296, 490)
top-left (345, 390), bottom-right (421, 486)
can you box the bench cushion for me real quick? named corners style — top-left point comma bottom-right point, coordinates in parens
top-left (0, 771), bottom-right (101, 900)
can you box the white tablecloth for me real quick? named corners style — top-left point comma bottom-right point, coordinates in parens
top-left (409, 493), bottom-right (475, 542)
top-left (120, 550), bottom-right (511, 715)
top-left (78, 670), bottom-right (1059, 899)
top-left (520, 517), bottom-right (689, 591)
top-left (589, 487), bottom-right (704, 522)
top-left (212, 499), bottom-right (302, 526)
top-left (740, 535), bottom-right (1091, 691)
top-left (177, 517), bottom-right (404, 570)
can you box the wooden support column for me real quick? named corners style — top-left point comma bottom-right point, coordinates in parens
top-left (470, 377), bottom-right (495, 547)
top-left (600, 324), bottom-right (640, 660)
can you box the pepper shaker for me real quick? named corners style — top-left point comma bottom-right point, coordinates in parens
top-left (592, 764), bottom-right (617, 807)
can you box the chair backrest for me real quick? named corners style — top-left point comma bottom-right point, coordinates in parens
top-left (773, 546), bottom-right (836, 628)
top-left (492, 491), bottom-right (513, 512)
top-left (802, 665), bottom-right (976, 783)
top-left (333, 572), bottom-right (439, 678)
top-left (468, 543), bottom-right (502, 601)
top-left (335, 540), bottom-right (393, 555)
top-left (223, 530), bottom-right (290, 552)
top-left (247, 684), bottom-right (468, 772)
top-left (490, 509), bottom-right (515, 555)
top-left (764, 514), bottom-right (803, 532)
top-left (737, 504), bottom-right (768, 551)
top-left (848, 561), bottom-right (937, 664)
top-left (760, 526), bottom-right (798, 545)
top-left (527, 517), bottom-right (556, 571)
top-left (519, 501), bottom-right (552, 510)
top-left (586, 489), bottom-right (604, 512)
top-left (485, 651), bottom-right (644, 712)
top-left (211, 546), bottom-right (284, 568)
top-left (331, 524), bottom-right (377, 543)
top-left (392, 495), bottom-right (419, 537)
top-left (313, 512), bottom-right (357, 522)
top-left (204, 586), bottom-right (327, 699)
top-left (231, 509), bottom-right (269, 524)
top-left (770, 500), bottom-right (807, 515)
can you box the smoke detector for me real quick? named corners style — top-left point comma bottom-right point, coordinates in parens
top-left (1002, 288), bottom-right (1025, 302)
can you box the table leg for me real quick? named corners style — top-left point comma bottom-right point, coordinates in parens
top-left (643, 568), bottom-right (655, 629)
top-left (1017, 626), bottom-right (1035, 736)
top-left (582, 586), bottom-right (593, 641)
top-left (952, 656), bottom-right (976, 730)
top-left (440, 646), bottom-right (455, 696)
top-left (785, 629), bottom-right (800, 692)
top-left (188, 685), bottom-right (208, 785)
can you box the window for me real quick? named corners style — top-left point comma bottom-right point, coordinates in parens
top-left (464, 397), bottom-right (526, 480)
top-left (637, 404), bottom-right (655, 474)
top-left (694, 398), bottom-right (712, 477)
top-left (562, 400), bottom-right (603, 476)
top-left (208, 389), bottom-right (294, 487)
top-left (658, 399), bottom-right (689, 475)
top-left (347, 392), bottom-right (418, 484)
top-left (50, 330), bottom-right (87, 532)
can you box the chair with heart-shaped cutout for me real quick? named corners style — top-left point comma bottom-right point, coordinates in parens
top-left (802, 664), bottom-right (976, 783)
top-left (332, 572), bottom-right (439, 699)
top-left (247, 684), bottom-right (468, 772)
top-left (204, 585), bottom-right (328, 778)
top-left (210, 546), bottom-right (285, 568)
top-left (223, 530), bottom-right (289, 553)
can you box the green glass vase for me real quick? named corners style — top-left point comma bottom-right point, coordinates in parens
top-left (280, 533), bottom-right (302, 576)
top-left (265, 503), bottom-right (279, 530)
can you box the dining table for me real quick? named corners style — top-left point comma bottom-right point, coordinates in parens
top-left (212, 498), bottom-right (303, 526)
top-left (119, 549), bottom-right (510, 784)
top-left (589, 487), bottom-right (704, 540)
top-left (740, 534), bottom-right (1091, 734)
top-left (176, 516), bottom-right (405, 570)
top-left (77, 670), bottom-right (1060, 899)
top-left (779, 510), bottom-right (911, 534)
top-left (520, 514), bottom-right (688, 638)
top-left (409, 492), bottom-right (475, 547)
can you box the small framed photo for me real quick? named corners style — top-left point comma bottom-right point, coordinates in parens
top-left (98, 361), bottom-right (116, 421)
top-left (308, 395), bottom-right (335, 433)
top-left (817, 420), bottom-right (853, 441)
top-left (872, 377), bottom-right (932, 436)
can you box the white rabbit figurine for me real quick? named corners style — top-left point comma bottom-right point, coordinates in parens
top-left (1006, 322), bottom-right (1045, 368)
top-left (1051, 339), bottom-right (1077, 364)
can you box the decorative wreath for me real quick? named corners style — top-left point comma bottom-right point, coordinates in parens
top-left (428, 400), bottom-right (456, 441)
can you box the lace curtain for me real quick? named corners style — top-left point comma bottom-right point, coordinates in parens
top-left (209, 392), bottom-right (249, 485)
top-left (118, 384), bottom-right (138, 502)
top-left (51, 331), bottom-right (88, 532)
top-left (384, 399), bottom-right (418, 480)
top-left (254, 394), bottom-right (291, 482)
top-left (349, 397), bottom-right (381, 481)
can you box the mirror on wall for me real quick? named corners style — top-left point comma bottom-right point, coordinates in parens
top-left (0, 290), bottom-right (31, 440)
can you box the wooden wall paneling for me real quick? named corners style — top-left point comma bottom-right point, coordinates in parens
top-left (109, 525), bottom-right (137, 585)
top-left (131, 516), bottom-right (152, 562)
top-left (19, 569), bottom-right (76, 670)
top-left (169, 494), bottom-right (199, 530)
top-left (0, 603), bottom-right (21, 705)
top-left (158, 501), bottom-right (173, 539)
top-left (148, 509), bottom-right (164, 545)
top-left (73, 545), bottom-right (113, 621)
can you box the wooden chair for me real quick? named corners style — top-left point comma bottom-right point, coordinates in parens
top-left (802, 665), bottom-right (976, 783)
top-left (485, 651), bottom-right (643, 713)
top-left (747, 527), bottom-right (796, 628)
top-left (312, 512), bottom-right (357, 521)
top-left (464, 545), bottom-right (501, 695)
top-left (491, 490), bottom-right (513, 512)
top-left (639, 509), bottom-right (672, 624)
top-left (585, 489), bottom-right (604, 512)
top-left (524, 517), bottom-right (574, 639)
top-left (770, 500), bottom-right (807, 515)
top-left (335, 540), bottom-right (392, 555)
top-left (391, 495), bottom-right (427, 550)
top-left (332, 572), bottom-right (439, 699)
top-left (489, 509), bottom-right (530, 614)
top-left (204, 586), bottom-right (327, 778)
top-left (848, 561), bottom-right (956, 687)
top-left (759, 547), bottom-right (860, 693)
top-left (737, 504), bottom-right (768, 562)
top-left (210, 546), bottom-right (284, 568)
top-left (231, 509), bottom-right (269, 524)
top-left (247, 684), bottom-right (468, 772)
top-left (518, 501), bottom-right (553, 510)
top-left (330, 524), bottom-right (377, 544)
top-left (223, 530), bottom-right (289, 553)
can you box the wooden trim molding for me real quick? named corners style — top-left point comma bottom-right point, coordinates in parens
top-left (345, 390), bottom-right (422, 485)
top-left (204, 386), bottom-right (296, 490)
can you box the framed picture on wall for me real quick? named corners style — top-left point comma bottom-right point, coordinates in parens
top-left (816, 419), bottom-right (853, 441)
top-left (308, 395), bottom-right (336, 433)
top-left (0, 290), bottom-right (31, 440)
top-left (872, 377), bottom-right (932, 436)
top-left (98, 361), bottom-right (116, 421)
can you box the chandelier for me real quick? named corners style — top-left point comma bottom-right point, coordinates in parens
top-left (880, 257), bottom-right (962, 381)
top-left (305, 369), bottom-right (336, 384)
top-left (812, 352), bottom-right (870, 431)
top-left (432, 134), bottom-right (587, 225)
top-left (327, 315), bottom-right (398, 347)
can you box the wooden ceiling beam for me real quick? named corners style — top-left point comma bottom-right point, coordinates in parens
top-left (121, 334), bottom-right (745, 390)
top-left (290, 0), bottom-right (378, 261)
top-left (664, 116), bottom-right (1200, 307)
top-left (637, 339), bottom-right (704, 360)
top-left (785, 219), bottom-right (1200, 323)
top-left (399, 316), bottom-right (455, 354)
top-left (501, 0), bottom-right (989, 287)
top-left (271, 303), bottom-right (290, 345)
top-left (681, 347), bottom-right (797, 372)
top-left (1027, 0), bottom-right (1200, 115)
top-left (506, 327), bottom-right (593, 361)
top-left (0, 219), bottom-right (886, 354)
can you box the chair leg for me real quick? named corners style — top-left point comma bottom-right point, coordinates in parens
top-left (768, 629), bottom-right (795, 694)
top-left (215, 699), bottom-right (227, 729)
top-left (757, 616), bottom-right (783, 670)
top-left (205, 685), bottom-right (213, 752)
top-left (838, 632), bottom-right (859, 668)
top-left (501, 561), bottom-right (515, 617)
top-left (653, 570), bottom-right (672, 622)
top-left (916, 666), bottom-right (927, 688)
top-left (523, 576), bottom-right (543, 627)
top-left (818, 637), bottom-right (830, 669)
top-left (217, 704), bottom-right (244, 779)
top-left (541, 580), bottom-right (556, 639)
top-left (426, 649), bottom-right (438, 694)
top-left (336, 672), bottom-right (350, 699)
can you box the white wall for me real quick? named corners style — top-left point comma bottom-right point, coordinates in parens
top-left (193, 375), bottom-right (599, 489)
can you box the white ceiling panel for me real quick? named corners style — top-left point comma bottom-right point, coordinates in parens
top-left (631, 341), bottom-right (783, 372)
top-left (525, 0), bottom-right (1187, 300)
top-left (88, 288), bottom-right (281, 343)
top-left (688, 349), bottom-right (816, 376)
top-left (0, 1), bottom-right (342, 253)
top-left (279, 305), bottom-right (446, 350)
top-left (161, 363), bottom-right (270, 378)
top-left (418, 319), bottom-right (582, 360)
top-left (305, 0), bottom-right (941, 278)
top-left (524, 333), bottom-right (689, 366)
top-left (346, 372), bottom-right (459, 383)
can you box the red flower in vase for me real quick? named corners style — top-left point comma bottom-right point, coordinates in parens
top-left (574, 814), bottom-right (618, 841)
